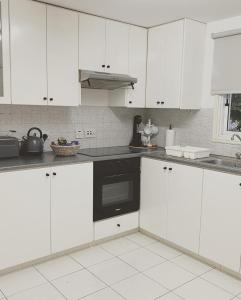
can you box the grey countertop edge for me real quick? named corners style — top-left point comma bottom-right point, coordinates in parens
top-left (143, 152), bottom-right (241, 176)
top-left (0, 151), bottom-right (147, 173)
top-left (1, 149), bottom-right (241, 176)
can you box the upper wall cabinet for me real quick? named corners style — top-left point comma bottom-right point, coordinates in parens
top-left (109, 25), bottom-right (147, 108)
top-left (79, 13), bottom-right (106, 72)
top-left (0, 0), bottom-right (11, 104)
top-left (10, 0), bottom-right (79, 106)
top-left (127, 26), bottom-right (147, 108)
top-left (47, 6), bottom-right (78, 106)
top-left (79, 14), bottom-right (129, 75)
top-left (146, 19), bottom-right (206, 109)
top-left (10, 0), bottom-right (47, 106)
top-left (105, 20), bottom-right (129, 74)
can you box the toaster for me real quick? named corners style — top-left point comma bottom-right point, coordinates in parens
top-left (0, 136), bottom-right (19, 158)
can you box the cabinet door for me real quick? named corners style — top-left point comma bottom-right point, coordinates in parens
top-left (106, 20), bottom-right (129, 74)
top-left (47, 6), bottom-right (79, 107)
top-left (127, 26), bottom-right (147, 108)
top-left (0, 0), bottom-right (10, 104)
top-left (51, 163), bottom-right (93, 253)
top-left (167, 163), bottom-right (203, 253)
top-left (79, 13), bottom-right (106, 72)
top-left (10, 0), bottom-right (47, 105)
top-left (200, 170), bottom-right (241, 272)
top-left (0, 168), bottom-right (51, 270)
top-left (140, 158), bottom-right (168, 238)
top-left (146, 26), bottom-right (163, 108)
top-left (146, 21), bottom-right (183, 109)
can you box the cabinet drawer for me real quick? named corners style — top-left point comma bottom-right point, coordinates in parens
top-left (94, 212), bottom-right (139, 240)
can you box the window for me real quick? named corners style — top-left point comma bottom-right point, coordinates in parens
top-left (213, 94), bottom-right (241, 143)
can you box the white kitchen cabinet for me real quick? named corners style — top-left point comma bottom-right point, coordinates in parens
top-left (140, 158), bottom-right (203, 253)
top-left (106, 20), bottom-right (129, 74)
top-left (199, 170), bottom-right (241, 272)
top-left (146, 19), bottom-right (205, 109)
top-left (0, 168), bottom-right (51, 270)
top-left (127, 26), bottom-right (147, 108)
top-left (79, 13), bottom-right (106, 72)
top-left (47, 6), bottom-right (79, 106)
top-left (167, 163), bottom-right (203, 252)
top-left (0, 0), bottom-right (11, 104)
top-left (79, 14), bottom-right (129, 75)
top-left (109, 26), bottom-right (147, 108)
top-left (140, 158), bottom-right (168, 238)
top-left (10, 0), bottom-right (79, 106)
top-left (51, 163), bottom-right (93, 253)
top-left (10, 0), bottom-right (47, 105)
top-left (94, 212), bottom-right (139, 240)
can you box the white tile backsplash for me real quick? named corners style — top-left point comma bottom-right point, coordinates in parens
top-left (1, 104), bottom-right (241, 157)
top-left (147, 108), bottom-right (241, 157)
top-left (0, 105), bottom-right (144, 151)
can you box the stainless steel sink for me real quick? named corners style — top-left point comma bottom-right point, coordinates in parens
top-left (200, 158), bottom-right (241, 169)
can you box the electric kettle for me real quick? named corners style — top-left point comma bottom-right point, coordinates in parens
top-left (21, 127), bottom-right (48, 155)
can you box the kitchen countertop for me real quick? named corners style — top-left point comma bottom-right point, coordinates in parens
top-left (1, 146), bottom-right (241, 175)
top-left (0, 146), bottom-right (160, 172)
top-left (143, 152), bottom-right (241, 175)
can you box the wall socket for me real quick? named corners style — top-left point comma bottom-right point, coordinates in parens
top-left (85, 129), bottom-right (96, 138)
top-left (75, 130), bottom-right (84, 139)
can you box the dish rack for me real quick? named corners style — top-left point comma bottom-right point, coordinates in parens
top-left (165, 146), bottom-right (211, 159)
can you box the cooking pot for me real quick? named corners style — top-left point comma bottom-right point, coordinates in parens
top-left (21, 127), bottom-right (48, 155)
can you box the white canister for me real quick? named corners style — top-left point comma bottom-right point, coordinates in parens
top-left (165, 125), bottom-right (176, 147)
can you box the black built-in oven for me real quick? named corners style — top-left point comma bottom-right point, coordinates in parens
top-left (93, 157), bottom-right (140, 221)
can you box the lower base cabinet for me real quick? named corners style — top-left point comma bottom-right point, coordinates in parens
top-left (0, 168), bottom-right (51, 270)
top-left (140, 158), bottom-right (203, 253)
top-left (199, 170), bottom-right (241, 272)
top-left (140, 158), bottom-right (168, 238)
top-left (0, 162), bottom-right (94, 271)
top-left (167, 163), bottom-right (203, 252)
top-left (51, 163), bottom-right (93, 252)
top-left (94, 212), bottom-right (139, 240)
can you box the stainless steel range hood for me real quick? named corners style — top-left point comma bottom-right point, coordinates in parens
top-left (79, 70), bottom-right (137, 90)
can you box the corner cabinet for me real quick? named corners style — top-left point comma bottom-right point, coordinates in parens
top-left (140, 158), bottom-right (203, 253)
top-left (0, 0), bottom-right (11, 104)
top-left (10, 0), bottom-right (79, 106)
top-left (0, 163), bottom-right (93, 271)
top-left (146, 19), bottom-right (206, 109)
top-left (199, 170), bottom-right (241, 272)
top-left (79, 13), bottom-right (129, 75)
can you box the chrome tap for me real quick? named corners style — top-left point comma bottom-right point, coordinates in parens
top-left (231, 134), bottom-right (241, 159)
top-left (231, 133), bottom-right (241, 142)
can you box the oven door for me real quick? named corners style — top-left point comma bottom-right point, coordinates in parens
top-left (94, 172), bottom-right (140, 221)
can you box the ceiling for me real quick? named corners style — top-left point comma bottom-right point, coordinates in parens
top-left (40, 0), bottom-right (241, 27)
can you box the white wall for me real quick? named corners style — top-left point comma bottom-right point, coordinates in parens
top-left (202, 15), bottom-right (241, 108)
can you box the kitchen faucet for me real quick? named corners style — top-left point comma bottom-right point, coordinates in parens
top-left (231, 133), bottom-right (241, 142)
top-left (231, 134), bottom-right (241, 159)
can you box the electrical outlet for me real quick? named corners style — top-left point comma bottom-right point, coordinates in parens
top-left (84, 129), bottom-right (96, 138)
top-left (75, 129), bottom-right (84, 139)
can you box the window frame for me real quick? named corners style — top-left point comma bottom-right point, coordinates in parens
top-left (213, 95), bottom-right (241, 144)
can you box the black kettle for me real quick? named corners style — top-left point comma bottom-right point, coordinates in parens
top-left (21, 127), bottom-right (48, 155)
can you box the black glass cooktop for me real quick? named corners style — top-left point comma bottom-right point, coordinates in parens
top-left (78, 146), bottom-right (154, 157)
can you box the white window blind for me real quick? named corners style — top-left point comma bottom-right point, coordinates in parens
top-left (212, 29), bottom-right (241, 95)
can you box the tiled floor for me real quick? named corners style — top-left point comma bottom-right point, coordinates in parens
top-left (0, 233), bottom-right (241, 300)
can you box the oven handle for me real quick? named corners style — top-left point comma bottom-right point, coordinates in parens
top-left (105, 173), bottom-right (129, 179)
top-left (94, 171), bottom-right (140, 181)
